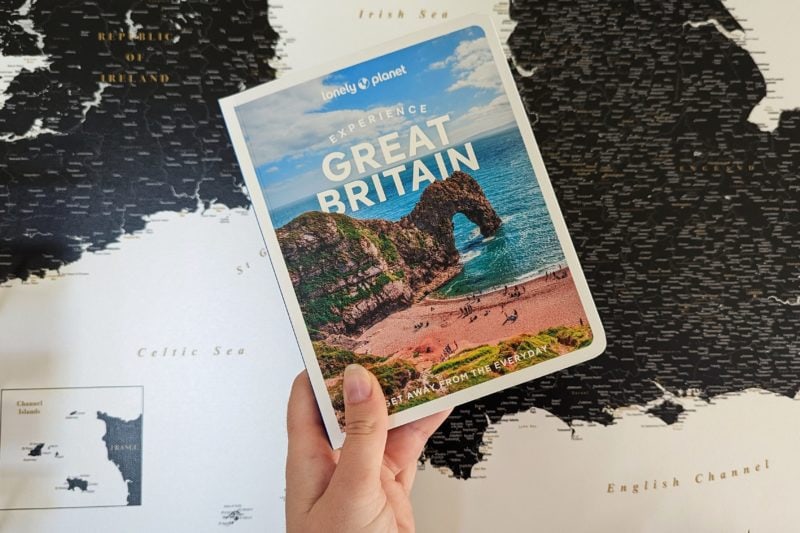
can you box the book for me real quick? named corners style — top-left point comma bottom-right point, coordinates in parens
top-left (219, 14), bottom-right (606, 448)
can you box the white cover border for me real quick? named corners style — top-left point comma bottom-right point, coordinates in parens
top-left (219, 13), bottom-right (607, 449)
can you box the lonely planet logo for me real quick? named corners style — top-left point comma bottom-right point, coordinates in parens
top-left (321, 64), bottom-right (408, 101)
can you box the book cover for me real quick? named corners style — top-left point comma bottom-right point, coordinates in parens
top-left (220, 14), bottom-right (606, 448)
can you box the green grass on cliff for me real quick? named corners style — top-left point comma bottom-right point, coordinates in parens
top-left (284, 214), bottom-right (407, 333)
top-left (334, 216), bottom-right (363, 242)
top-left (315, 341), bottom-right (419, 396)
top-left (320, 326), bottom-right (593, 418)
top-left (545, 325), bottom-right (593, 349)
top-left (375, 233), bottom-right (399, 262)
top-left (429, 325), bottom-right (593, 393)
top-left (303, 272), bottom-right (395, 333)
top-left (316, 341), bottom-right (420, 412)
top-left (338, 217), bottom-right (400, 263)
top-left (371, 360), bottom-right (419, 398)
top-left (314, 341), bottom-right (387, 378)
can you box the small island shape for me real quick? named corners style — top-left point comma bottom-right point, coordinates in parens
top-left (28, 443), bottom-right (45, 457)
top-left (66, 477), bottom-right (88, 492)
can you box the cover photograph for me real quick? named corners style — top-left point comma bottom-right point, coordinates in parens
top-left (220, 15), bottom-right (606, 447)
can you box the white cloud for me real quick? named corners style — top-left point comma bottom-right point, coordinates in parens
top-left (261, 166), bottom-right (325, 206)
top-left (446, 95), bottom-right (516, 144)
top-left (445, 37), bottom-right (502, 93)
top-left (235, 78), bottom-right (413, 168)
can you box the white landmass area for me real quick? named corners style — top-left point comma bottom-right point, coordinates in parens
top-left (0, 50), bottom-right (57, 141)
top-left (14, 0), bottom-right (45, 51)
top-left (0, 0), bottom-right (97, 137)
top-left (125, 9), bottom-right (143, 41)
top-left (0, 54), bottom-right (49, 113)
top-left (0, 117), bottom-right (63, 142)
top-left (80, 82), bottom-right (109, 121)
top-left (767, 295), bottom-right (800, 306)
top-left (719, 0), bottom-right (800, 131)
top-left (413, 388), bottom-right (800, 532)
top-left (0, 0), bottom-right (48, 113)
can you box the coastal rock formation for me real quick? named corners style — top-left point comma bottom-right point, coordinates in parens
top-left (276, 171), bottom-right (501, 337)
top-left (405, 171), bottom-right (503, 261)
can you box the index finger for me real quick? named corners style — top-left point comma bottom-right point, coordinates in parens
top-left (384, 408), bottom-right (452, 475)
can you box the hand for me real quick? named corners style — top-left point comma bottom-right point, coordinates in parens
top-left (286, 365), bottom-right (451, 533)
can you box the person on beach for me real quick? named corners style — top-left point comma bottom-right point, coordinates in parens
top-left (502, 308), bottom-right (519, 325)
top-left (286, 367), bottom-right (450, 533)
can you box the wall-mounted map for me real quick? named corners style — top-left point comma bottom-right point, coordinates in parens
top-left (1, 0), bottom-right (799, 531)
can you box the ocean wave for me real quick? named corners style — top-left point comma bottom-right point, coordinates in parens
top-left (512, 262), bottom-right (566, 283)
top-left (514, 272), bottom-right (540, 283)
top-left (459, 249), bottom-right (483, 263)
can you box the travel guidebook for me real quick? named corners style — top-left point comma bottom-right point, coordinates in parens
top-left (220, 15), bottom-right (606, 447)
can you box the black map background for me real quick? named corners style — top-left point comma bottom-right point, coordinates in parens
top-left (0, 0), bottom-right (275, 279)
top-left (425, 0), bottom-right (800, 478)
top-left (1, 0), bottom-right (798, 480)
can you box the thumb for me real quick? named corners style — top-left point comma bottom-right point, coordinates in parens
top-left (329, 364), bottom-right (388, 493)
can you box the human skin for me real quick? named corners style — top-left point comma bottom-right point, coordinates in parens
top-left (285, 365), bottom-right (451, 533)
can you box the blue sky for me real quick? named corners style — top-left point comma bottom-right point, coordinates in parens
top-left (235, 26), bottom-right (516, 208)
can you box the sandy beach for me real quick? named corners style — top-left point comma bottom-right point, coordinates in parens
top-left (354, 267), bottom-right (588, 370)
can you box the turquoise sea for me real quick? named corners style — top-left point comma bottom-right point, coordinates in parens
top-left (270, 128), bottom-right (565, 297)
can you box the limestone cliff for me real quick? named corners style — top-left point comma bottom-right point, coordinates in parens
top-left (404, 171), bottom-right (502, 261)
top-left (276, 171), bottom-right (502, 337)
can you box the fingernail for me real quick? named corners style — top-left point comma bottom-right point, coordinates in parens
top-left (344, 364), bottom-right (372, 404)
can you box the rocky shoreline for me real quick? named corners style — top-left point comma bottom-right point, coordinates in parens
top-left (276, 171), bottom-right (501, 338)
